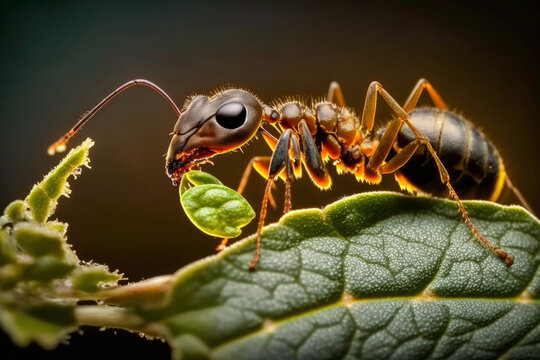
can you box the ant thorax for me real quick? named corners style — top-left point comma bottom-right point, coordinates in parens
top-left (262, 99), bottom-right (379, 183)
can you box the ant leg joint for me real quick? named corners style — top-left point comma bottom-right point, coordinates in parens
top-left (369, 81), bottom-right (382, 89)
top-left (216, 238), bottom-right (229, 252)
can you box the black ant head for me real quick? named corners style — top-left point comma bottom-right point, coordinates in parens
top-left (166, 89), bottom-right (263, 185)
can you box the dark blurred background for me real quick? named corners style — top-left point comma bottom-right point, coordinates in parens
top-left (1, 0), bottom-right (538, 358)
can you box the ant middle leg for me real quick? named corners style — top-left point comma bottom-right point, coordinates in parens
top-left (361, 81), bottom-right (513, 266)
top-left (327, 81), bottom-right (346, 107)
top-left (379, 135), bottom-right (428, 174)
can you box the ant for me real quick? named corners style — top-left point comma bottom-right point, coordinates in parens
top-left (48, 78), bottom-right (533, 270)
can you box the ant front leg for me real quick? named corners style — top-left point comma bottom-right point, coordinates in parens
top-left (220, 151), bottom-right (284, 254)
top-left (362, 81), bottom-right (513, 267)
top-left (250, 129), bottom-right (298, 271)
top-left (298, 120), bottom-right (332, 189)
top-left (218, 154), bottom-right (283, 253)
top-left (217, 156), bottom-right (278, 253)
top-left (216, 237), bottom-right (231, 252)
top-left (285, 135), bottom-right (302, 213)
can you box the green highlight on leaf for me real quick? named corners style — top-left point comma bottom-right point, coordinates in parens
top-left (180, 171), bottom-right (222, 195)
top-left (26, 138), bottom-right (94, 223)
top-left (182, 170), bottom-right (223, 187)
top-left (179, 171), bottom-right (255, 238)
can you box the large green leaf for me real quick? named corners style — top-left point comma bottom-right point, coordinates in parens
top-left (130, 193), bottom-right (540, 360)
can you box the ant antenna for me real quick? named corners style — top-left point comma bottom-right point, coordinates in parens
top-left (48, 79), bottom-right (181, 155)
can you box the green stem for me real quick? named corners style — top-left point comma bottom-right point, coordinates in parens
top-left (74, 305), bottom-right (165, 338)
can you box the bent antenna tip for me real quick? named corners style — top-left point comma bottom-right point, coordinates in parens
top-left (47, 143), bottom-right (66, 156)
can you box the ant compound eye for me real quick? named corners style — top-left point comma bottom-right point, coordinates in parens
top-left (215, 102), bottom-right (247, 129)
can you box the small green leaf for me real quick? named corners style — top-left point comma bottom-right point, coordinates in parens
top-left (72, 266), bottom-right (122, 293)
top-left (26, 138), bottom-right (93, 223)
top-left (4, 200), bottom-right (26, 222)
top-left (0, 303), bottom-right (76, 349)
top-left (133, 192), bottom-right (540, 360)
top-left (14, 223), bottom-right (64, 258)
top-left (0, 229), bottom-right (16, 266)
top-left (22, 256), bottom-right (75, 282)
top-left (0, 228), bottom-right (7, 244)
top-left (179, 171), bottom-right (255, 238)
top-left (181, 184), bottom-right (256, 238)
top-left (0, 264), bottom-right (23, 290)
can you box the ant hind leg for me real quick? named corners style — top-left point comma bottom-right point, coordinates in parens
top-left (505, 176), bottom-right (535, 215)
top-left (361, 81), bottom-right (513, 267)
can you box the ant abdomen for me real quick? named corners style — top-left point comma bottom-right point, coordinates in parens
top-left (394, 108), bottom-right (505, 202)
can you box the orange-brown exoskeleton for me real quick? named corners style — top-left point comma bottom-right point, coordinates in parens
top-left (48, 78), bottom-right (534, 270)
